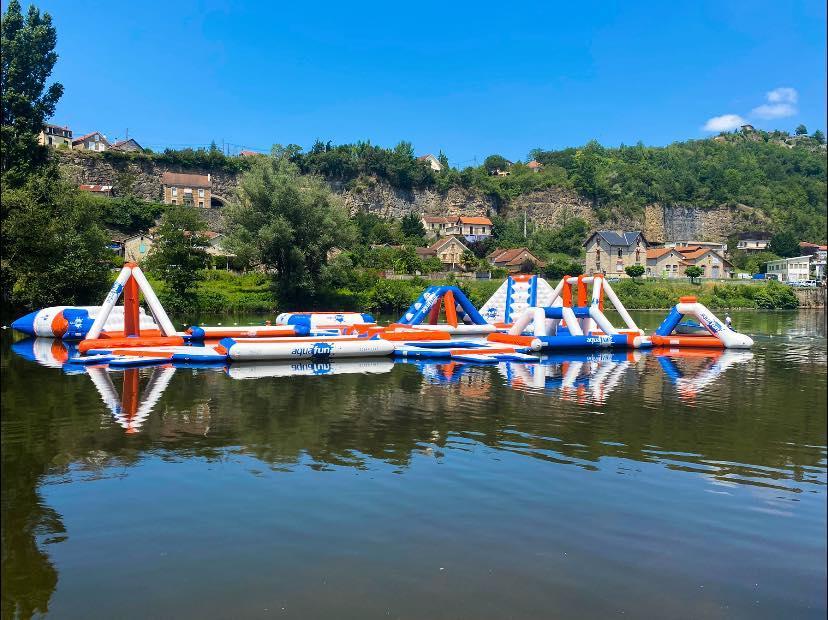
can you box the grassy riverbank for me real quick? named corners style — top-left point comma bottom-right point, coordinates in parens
top-left (147, 271), bottom-right (800, 317)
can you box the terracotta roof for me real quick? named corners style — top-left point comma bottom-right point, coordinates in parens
top-left (428, 235), bottom-right (470, 254)
top-left (422, 216), bottom-right (451, 224)
top-left (417, 154), bottom-right (435, 161)
top-left (415, 247), bottom-right (435, 257)
top-left (489, 247), bottom-right (542, 266)
top-left (527, 160), bottom-right (543, 169)
top-left (239, 150), bottom-right (261, 156)
top-left (457, 216), bottom-right (492, 226)
top-left (673, 245), bottom-right (702, 254)
top-left (799, 241), bottom-right (827, 249)
top-left (646, 247), bottom-right (674, 260)
top-left (161, 171), bottom-right (211, 187)
top-left (72, 131), bottom-right (108, 145)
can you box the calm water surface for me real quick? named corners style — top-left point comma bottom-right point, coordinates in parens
top-left (1, 311), bottom-right (826, 619)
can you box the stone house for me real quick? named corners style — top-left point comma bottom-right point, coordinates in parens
top-left (421, 215), bottom-right (493, 240)
top-left (39, 123), bottom-right (72, 148)
top-left (161, 171), bottom-right (211, 208)
top-left (648, 246), bottom-right (733, 279)
top-left (417, 154), bottom-right (443, 172)
top-left (526, 160), bottom-right (543, 172)
top-left (583, 231), bottom-right (648, 276)
top-left (79, 184), bottom-right (114, 196)
top-left (421, 216), bottom-right (453, 238)
top-left (110, 138), bottom-right (144, 152)
top-left (418, 236), bottom-right (471, 271)
top-left (72, 131), bottom-right (109, 152)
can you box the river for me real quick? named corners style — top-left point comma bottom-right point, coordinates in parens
top-left (1, 310), bottom-right (825, 619)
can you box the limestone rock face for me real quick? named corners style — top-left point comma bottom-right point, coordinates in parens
top-left (53, 152), bottom-right (773, 243)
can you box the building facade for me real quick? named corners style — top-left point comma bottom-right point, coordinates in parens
top-left (583, 231), bottom-right (648, 276)
top-left (110, 138), bottom-right (143, 152)
top-left (124, 234), bottom-right (153, 263)
top-left (488, 248), bottom-right (545, 273)
top-left (416, 154), bottom-right (443, 172)
top-left (420, 236), bottom-right (471, 270)
top-left (736, 232), bottom-right (771, 252)
top-left (161, 172), bottom-right (212, 207)
top-left (420, 215), bottom-right (493, 240)
top-left (39, 124), bottom-right (72, 148)
top-left (765, 256), bottom-right (811, 282)
top-left (72, 131), bottom-right (109, 152)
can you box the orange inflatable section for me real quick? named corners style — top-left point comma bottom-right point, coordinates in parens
top-left (487, 333), bottom-right (537, 347)
top-left (79, 336), bottom-right (184, 354)
top-left (650, 334), bottom-right (725, 348)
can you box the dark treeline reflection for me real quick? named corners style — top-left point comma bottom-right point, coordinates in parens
top-left (2, 326), bottom-right (826, 617)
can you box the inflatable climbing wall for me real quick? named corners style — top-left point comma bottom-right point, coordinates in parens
top-left (478, 275), bottom-right (557, 324)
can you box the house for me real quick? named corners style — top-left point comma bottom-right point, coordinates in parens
top-left (488, 248), bottom-right (545, 273)
top-left (646, 247), bottom-right (688, 278)
top-left (673, 246), bottom-right (734, 279)
top-left (418, 236), bottom-right (471, 271)
top-left (421, 216), bottom-right (453, 238)
top-left (583, 231), bottom-right (648, 276)
top-left (239, 150), bottom-right (262, 157)
top-left (736, 232), bottom-right (771, 252)
top-left (124, 234), bottom-right (153, 263)
top-left (79, 184), bottom-right (114, 196)
top-left (766, 256), bottom-right (811, 282)
top-left (740, 124), bottom-right (755, 133)
top-left (39, 123), bottom-right (72, 148)
top-left (798, 243), bottom-right (827, 280)
top-left (421, 215), bottom-right (493, 240)
top-left (526, 160), bottom-right (543, 172)
top-left (161, 171), bottom-right (211, 208)
top-left (417, 154), bottom-right (443, 172)
top-left (456, 216), bottom-right (493, 240)
top-left (72, 131), bottom-right (109, 152)
top-left (110, 138), bottom-right (143, 152)
top-left (106, 230), bottom-right (131, 257)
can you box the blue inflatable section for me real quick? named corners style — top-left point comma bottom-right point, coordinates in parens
top-left (655, 307), bottom-right (684, 336)
top-left (10, 312), bottom-right (37, 336)
top-left (397, 286), bottom-right (487, 326)
top-left (62, 308), bottom-right (95, 339)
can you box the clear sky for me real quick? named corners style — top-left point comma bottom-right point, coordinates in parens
top-left (38, 0), bottom-right (827, 165)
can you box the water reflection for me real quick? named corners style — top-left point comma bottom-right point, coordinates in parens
top-left (1, 312), bottom-right (826, 619)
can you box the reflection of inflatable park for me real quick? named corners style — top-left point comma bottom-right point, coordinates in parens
top-left (10, 263), bottom-right (754, 375)
top-left (10, 336), bottom-right (754, 433)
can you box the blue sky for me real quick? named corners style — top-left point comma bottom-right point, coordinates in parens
top-left (38, 0), bottom-right (827, 165)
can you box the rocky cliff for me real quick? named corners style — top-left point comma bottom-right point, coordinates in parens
top-left (54, 151), bottom-right (771, 241)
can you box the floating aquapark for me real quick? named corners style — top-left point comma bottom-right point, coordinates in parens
top-left (10, 263), bottom-right (754, 369)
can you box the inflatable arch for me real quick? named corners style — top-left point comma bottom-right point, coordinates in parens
top-left (397, 285), bottom-right (494, 335)
top-left (651, 297), bottom-right (754, 349)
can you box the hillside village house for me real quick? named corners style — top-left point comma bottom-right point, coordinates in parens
top-left (664, 240), bottom-right (727, 253)
top-left (124, 234), bottom-right (153, 263)
top-left (648, 245), bottom-right (733, 279)
top-left (799, 242), bottom-right (827, 281)
top-left (161, 172), bottom-right (211, 207)
top-left (420, 215), bottom-right (493, 240)
top-left (110, 138), bottom-right (143, 152)
top-left (526, 160), bottom-right (543, 172)
top-left (583, 231), bottom-right (648, 276)
top-left (417, 154), bottom-right (443, 172)
top-left (736, 231), bottom-right (771, 252)
top-left (488, 248), bottom-right (545, 273)
top-left (766, 256), bottom-right (811, 282)
top-left (39, 124), bottom-right (72, 148)
top-left (417, 236), bottom-right (471, 271)
top-left (72, 131), bottom-right (109, 152)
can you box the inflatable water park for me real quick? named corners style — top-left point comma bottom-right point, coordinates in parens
top-left (10, 263), bottom-right (754, 370)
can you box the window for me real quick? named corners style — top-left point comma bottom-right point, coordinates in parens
top-left (635, 249), bottom-right (641, 263)
top-left (198, 201), bottom-right (204, 208)
top-left (172, 187), bottom-right (178, 197)
top-left (171, 199), bottom-right (177, 205)
top-left (198, 189), bottom-right (205, 198)
top-left (617, 248), bottom-right (622, 258)
top-left (47, 136), bottom-right (53, 145)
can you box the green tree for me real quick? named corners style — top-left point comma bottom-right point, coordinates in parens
top-left (437, 151), bottom-right (449, 170)
top-left (685, 265), bottom-right (703, 283)
top-left (400, 212), bottom-right (426, 242)
top-left (483, 154), bottom-right (509, 174)
top-left (812, 130), bottom-right (825, 145)
top-left (144, 205), bottom-right (210, 312)
top-left (461, 250), bottom-right (478, 272)
top-left (2, 175), bottom-right (111, 309)
top-left (542, 257), bottom-right (584, 280)
top-left (1, 0), bottom-right (64, 186)
top-left (795, 124), bottom-right (808, 136)
top-left (422, 255), bottom-right (443, 274)
top-left (392, 245), bottom-right (423, 274)
top-left (625, 264), bottom-right (645, 279)
top-left (225, 151), bottom-right (356, 302)
top-left (769, 231), bottom-right (799, 257)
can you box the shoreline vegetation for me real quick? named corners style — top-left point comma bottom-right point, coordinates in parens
top-left (145, 270), bottom-right (803, 320)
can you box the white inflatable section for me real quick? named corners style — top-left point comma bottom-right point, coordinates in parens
top-left (479, 276), bottom-right (556, 324)
top-left (227, 359), bottom-right (394, 379)
top-left (225, 339), bottom-right (396, 361)
top-left (676, 302), bottom-right (754, 348)
top-left (28, 306), bottom-right (158, 337)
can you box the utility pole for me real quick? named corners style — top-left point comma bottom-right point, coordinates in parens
top-left (125, 128), bottom-right (129, 139)
top-left (523, 209), bottom-right (527, 238)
